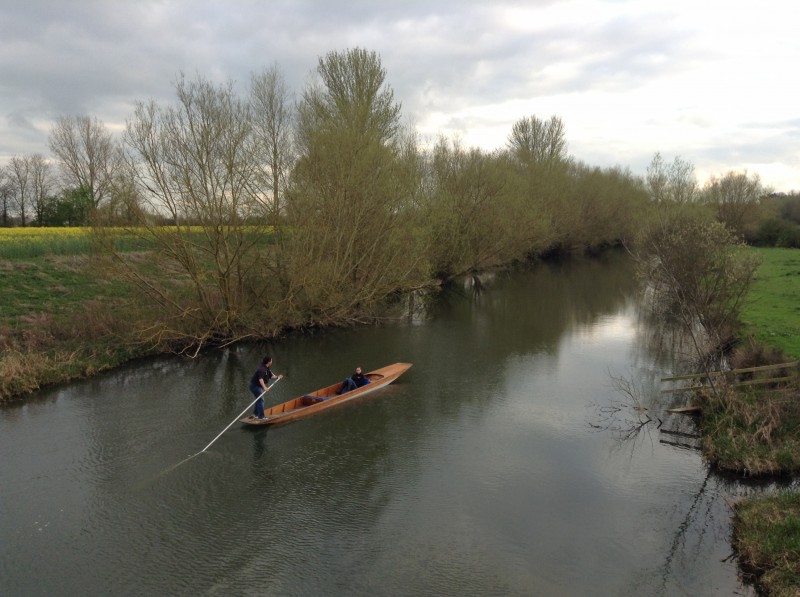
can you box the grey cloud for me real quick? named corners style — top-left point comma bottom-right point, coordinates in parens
top-left (698, 119), bottom-right (800, 165)
top-left (1, 0), bottom-right (798, 189)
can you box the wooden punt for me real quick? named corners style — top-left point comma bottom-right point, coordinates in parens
top-left (240, 362), bottom-right (412, 427)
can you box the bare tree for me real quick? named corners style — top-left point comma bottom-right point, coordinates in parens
top-left (48, 115), bottom-right (120, 208)
top-left (645, 152), bottom-right (669, 203)
top-left (5, 156), bottom-right (32, 225)
top-left (249, 64), bottom-right (295, 224)
top-left (118, 72), bottom-right (271, 350)
top-left (507, 115), bottom-right (567, 167)
top-left (0, 170), bottom-right (12, 226)
top-left (29, 154), bottom-right (54, 226)
top-left (703, 170), bottom-right (767, 237)
top-left (646, 153), bottom-right (697, 204)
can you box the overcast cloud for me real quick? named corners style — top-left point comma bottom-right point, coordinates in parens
top-left (1, 0), bottom-right (798, 190)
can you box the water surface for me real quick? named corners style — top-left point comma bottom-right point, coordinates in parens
top-left (1, 254), bottom-right (771, 595)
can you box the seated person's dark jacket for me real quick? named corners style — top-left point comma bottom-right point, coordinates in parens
top-left (337, 371), bottom-right (370, 394)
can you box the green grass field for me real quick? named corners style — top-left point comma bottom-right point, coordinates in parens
top-left (0, 256), bottom-right (131, 321)
top-left (741, 247), bottom-right (800, 359)
top-left (0, 229), bottom-right (149, 398)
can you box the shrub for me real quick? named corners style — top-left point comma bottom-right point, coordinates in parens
top-left (754, 218), bottom-right (800, 248)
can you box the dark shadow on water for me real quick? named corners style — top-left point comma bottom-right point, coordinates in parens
top-left (250, 427), bottom-right (270, 461)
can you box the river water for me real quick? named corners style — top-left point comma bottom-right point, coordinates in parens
top-left (0, 253), bottom-right (778, 596)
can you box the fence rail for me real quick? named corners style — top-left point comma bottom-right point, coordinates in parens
top-left (661, 361), bottom-right (799, 394)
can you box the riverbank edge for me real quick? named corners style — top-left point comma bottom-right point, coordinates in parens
top-left (732, 491), bottom-right (800, 597)
top-left (716, 248), bottom-right (800, 597)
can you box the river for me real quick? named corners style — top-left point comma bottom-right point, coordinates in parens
top-left (0, 252), bottom-right (777, 595)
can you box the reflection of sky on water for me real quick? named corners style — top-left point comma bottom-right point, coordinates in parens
top-left (575, 310), bottom-right (638, 345)
top-left (421, 291), bottom-right (753, 595)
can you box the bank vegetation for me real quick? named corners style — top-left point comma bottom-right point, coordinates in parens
top-left (1, 49), bottom-right (796, 405)
top-left (628, 178), bottom-right (799, 595)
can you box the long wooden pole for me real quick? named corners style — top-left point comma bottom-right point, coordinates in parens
top-left (200, 378), bottom-right (281, 453)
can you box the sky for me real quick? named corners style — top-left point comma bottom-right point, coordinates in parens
top-left (1, 0), bottom-right (798, 191)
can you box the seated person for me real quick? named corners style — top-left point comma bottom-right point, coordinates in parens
top-left (337, 366), bottom-right (371, 394)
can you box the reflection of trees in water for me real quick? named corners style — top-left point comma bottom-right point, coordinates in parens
top-left (632, 283), bottom-right (730, 387)
top-left (637, 472), bottom-right (798, 596)
top-left (632, 289), bottom-right (702, 374)
top-left (587, 374), bottom-right (754, 595)
top-left (589, 367), bottom-right (706, 459)
top-left (600, 284), bottom-right (713, 453)
top-left (594, 368), bottom-right (747, 593)
top-left (589, 373), bottom-right (662, 457)
top-left (651, 468), bottom-right (715, 596)
top-left (426, 252), bottom-right (641, 357)
top-left (588, 366), bottom-right (717, 595)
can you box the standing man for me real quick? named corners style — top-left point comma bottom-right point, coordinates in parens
top-left (250, 356), bottom-right (282, 420)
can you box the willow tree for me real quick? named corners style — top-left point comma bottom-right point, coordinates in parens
top-left (507, 115), bottom-right (567, 167)
top-left (635, 212), bottom-right (761, 364)
top-left (115, 73), bottom-right (274, 351)
top-left (282, 48), bottom-right (427, 324)
top-left (560, 162), bottom-right (650, 251)
top-left (505, 115), bottom-right (572, 251)
top-left (423, 138), bottom-right (531, 276)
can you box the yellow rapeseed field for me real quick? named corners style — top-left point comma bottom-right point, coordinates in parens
top-left (0, 226), bottom-right (273, 259)
top-left (0, 227), bottom-right (93, 258)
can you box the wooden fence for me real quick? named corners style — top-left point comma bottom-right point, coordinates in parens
top-left (661, 361), bottom-right (799, 394)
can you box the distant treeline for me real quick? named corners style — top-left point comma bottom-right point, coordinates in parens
top-left (1, 48), bottom-right (797, 351)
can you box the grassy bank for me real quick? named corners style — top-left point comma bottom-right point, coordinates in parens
top-left (0, 228), bottom-right (161, 398)
top-left (696, 380), bottom-right (800, 476)
top-left (696, 248), bottom-right (800, 475)
top-left (0, 254), bottom-right (152, 398)
top-left (717, 248), bottom-right (800, 596)
top-left (0, 226), bottom-right (292, 400)
top-left (733, 491), bottom-right (800, 597)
